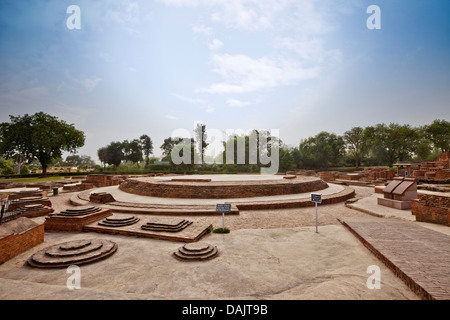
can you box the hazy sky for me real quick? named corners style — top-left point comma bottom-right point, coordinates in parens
top-left (1, 0), bottom-right (449, 162)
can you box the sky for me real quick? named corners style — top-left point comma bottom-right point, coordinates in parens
top-left (0, 0), bottom-right (449, 162)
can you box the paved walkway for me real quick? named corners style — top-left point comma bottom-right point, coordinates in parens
top-left (340, 217), bottom-right (450, 300)
top-left (346, 193), bottom-right (416, 221)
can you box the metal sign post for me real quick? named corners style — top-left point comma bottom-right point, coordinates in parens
top-left (311, 194), bottom-right (322, 233)
top-left (216, 204), bottom-right (231, 230)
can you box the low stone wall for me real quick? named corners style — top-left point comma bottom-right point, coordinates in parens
top-left (0, 218), bottom-right (44, 265)
top-left (235, 186), bottom-right (356, 210)
top-left (44, 209), bottom-right (113, 232)
top-left (119, 177), bottom-right (328, 199)
top-left (412, 194), bottom-right (450, 226)
top-left (84, 174), bottom-right (126, 188)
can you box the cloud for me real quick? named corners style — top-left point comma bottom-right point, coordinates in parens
top-left (174, 94), bottom-right (208, 105)
top-left (161, 0), bottom-right (341, 95)
top-left (81, 77), bottom-right (102, 92)
top-left (165, 114), bottom-right (179, 120)
top-left (104, 0), bottom-right (143, 37)
top-left (158, 0), bottom-right (200, 7)
top-left (173, 94), bottom-right (215, 113)
top-left (197, 53), bottom-right (320, 94)
top-left (192, 24), bottom-right (213, 36)
top-left (226, 98), bottom-right (252, 108)
top-left (209, 39), bottom-right (224, 51)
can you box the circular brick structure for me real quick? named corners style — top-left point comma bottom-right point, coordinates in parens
top-left (119, 175), bottom-right (328, 199)
top-left (98, 215), bottom-right (140, 227)
top-left (27, 239), bottom-right (118, 268)
top-left (173, 242), bottom-right (218, 261)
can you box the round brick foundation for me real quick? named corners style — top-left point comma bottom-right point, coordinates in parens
top-left (119, 175), bottom-right (328, 199)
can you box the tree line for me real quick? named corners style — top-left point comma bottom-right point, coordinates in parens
top-left (292, 120), bottom-right (449, 170)
top-left (1, 112), bottom-right (448, 176)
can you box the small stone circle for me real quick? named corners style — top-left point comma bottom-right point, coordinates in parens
top-left (173, 242), bottom-right (218, 262)
top-left (27, 239), bottom-right (118, 268)
top-left (98, 215), bottom-right (140, 227)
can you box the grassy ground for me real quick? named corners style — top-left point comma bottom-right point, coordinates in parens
top-left (0, 176), bottom-right (83, 184)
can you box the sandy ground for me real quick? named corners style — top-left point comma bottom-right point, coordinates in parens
top-left (0, 186), bottom-right (420, 300)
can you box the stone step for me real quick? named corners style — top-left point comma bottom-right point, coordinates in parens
top-left (98, 215), bottom-right (140, 227)
top-left (141, 220), bottom-right (193, 232)
top-left (27, 239), bottom-right (118, 269)
top-left (57, 206), bottom-right (102, 217)
top-left (173, 243), bottom-right (218, 262)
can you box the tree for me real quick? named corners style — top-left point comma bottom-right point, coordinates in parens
top-left (65, 154), bottom-right (96, 168)
top-left (170, 142), bottom-right (196, 174)
top-left (105, 141), bottom-right (125, 168)
top-left (194, 123), bottom-right (208, 164)
top-left (344, 127), bottom-right (367, 168)
top-left (424, 119), bottom-right (450, 152)
top-left (299, 132), bottom-right (345, 169)
top-left (123, 139), bottom-right (143, 165)
top-left (97, 147), bottom-right (108, 168)
top-left (139, 134), bottom-right (153, 167)
top-left (279, 148), bottom-right (295, 172)
top-left (160, 137), bottom-right (182, 162)
top-left (0, 112), bottom-right (85, 177)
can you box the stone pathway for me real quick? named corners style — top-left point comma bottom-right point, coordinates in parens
top-left (340, 217), bottom-right (450, 300)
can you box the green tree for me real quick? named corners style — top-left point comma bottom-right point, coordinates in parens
top-left (20, 164), bottom-right (30, 174)
top-left (0, 112), bottom-right (85, 177)
top-left (97, 147), bottom-right (108, 168)
top-left (279, 148), bottom-right (295, 172)
top-left (104, 141), bottom-right (125, 168)
top-left (123, 139), bottom-right (143, 165)
top-left (160, 137), bottom-right (182, 162)
top-left (170, 142), bottom-right (196, 174)
top-left (344, 127), bottom-right (367, 168)
top-left (424, 119), bottom-right (450, 152)
top-left (299, 132), bottom-right (345, 169)
top-left (139, 134), bottom-right (154, 167)
top-left (363, 125), bottom-right (390, 166)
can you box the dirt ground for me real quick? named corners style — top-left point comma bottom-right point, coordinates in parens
top-left (0, 186), bottom-right (420, 300)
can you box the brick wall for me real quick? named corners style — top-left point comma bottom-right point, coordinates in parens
top-left (412, 194), bottom-right (450, 226)
top-left (119, 178), bottom-right (328, 199)
top-left (0, 220), bottom-right (44, 265)
top-left (44, 209), bottom-right (112, 232)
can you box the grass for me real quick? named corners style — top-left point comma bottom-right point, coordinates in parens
top-left (0, 176), bottom-right (83, 184)
top-left (213, 227), bottom-right (230, 234)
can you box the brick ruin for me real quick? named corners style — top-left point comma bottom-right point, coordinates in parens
top-left (119, 176), bottom-right (328, 199)
top-left (413, 152), bottom-right (450, 182)
top-left (44, 206), bottom-right (113, 232)
top-left (27, 239), bottom-right (118, 269)
top-left (84, 174), bottom-right (127, 187)
top-left (0, 217), bottom-right (45, 265)
top-left (1, 191), bottom-right (54, 223)
top-left (412, 194), bottom-right (450, 226)
top-left (319, 168), bottom-right (395, 186)
top-left (141, 218), bottom-right (193, 233)
top-left (89, 192), bottom-right (116, 204)
top-left (173, 242), bottom-right (218, 262)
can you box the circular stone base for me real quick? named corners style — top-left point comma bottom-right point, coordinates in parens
top-left (98, 215), bottom-right (140, 227)
top-left (119, 174), bottom-right (328, 199)
top-left (27, 239), bottom-right (118, 268)
top-left (173, 242), bottom-right (218, 261)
